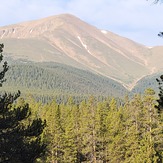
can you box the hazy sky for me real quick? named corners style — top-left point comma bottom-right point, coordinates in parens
top-left (0, 0), bottom-right (163, 46)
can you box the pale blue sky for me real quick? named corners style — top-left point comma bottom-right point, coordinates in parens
top-left (0, 0), bottom-right (163, 46)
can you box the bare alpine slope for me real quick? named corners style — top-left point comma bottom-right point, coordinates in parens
top-left (0, 14), bottom-right (162, 90)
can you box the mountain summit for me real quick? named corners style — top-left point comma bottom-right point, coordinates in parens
top-left (0, 14), bottom-right (162, 89)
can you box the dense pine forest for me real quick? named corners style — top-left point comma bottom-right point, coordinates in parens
top-left (1, 87), bottom-right (163, 162)
top-left (0, 58), bottom-right (129, 102)
top-left (24, 89), bottom-right (162, 163)
top-left (1, 57), bottom-right (161, 103)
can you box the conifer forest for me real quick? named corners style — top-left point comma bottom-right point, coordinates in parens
top-left (0, 43), bottom-right (162, 162)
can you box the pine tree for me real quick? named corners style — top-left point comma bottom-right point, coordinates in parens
top-left (44, 100), bottom-right (64, 163)
top-left (106, 98), bottom-right (126, 162)
top-left (96, 101), bottom-right (109, 162)
top-left (123, 90), bottom-right (162, 163)
top-left (123, 94), bottom-right (144, 162)
top-left (0, 44), bottom-right (8, 87)
top-left (63, 99), bottom-right (78, 163)
top-left (156, 75), bottom-right (163, 114)
top-left (0, 44), bottom-right (46, 163)
top-left (155, 76), bottom-right (163, 161)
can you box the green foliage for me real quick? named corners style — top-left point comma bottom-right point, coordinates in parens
top-left (156, 75), bottom-right (163, 113)
top-left (0, 44), bottom-right (46, 162)
top-left (31, 90), bottom-right (162, 162)
top-left (0, 92), bottom-right (46, 163)
top-left (131, 72), bottom-right (161, 94)
top-left (0, 44), bottom-right (9, 87)
top-left (1, 60), bottom-right (128, 99)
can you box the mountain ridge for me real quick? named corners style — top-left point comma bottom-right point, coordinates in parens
top-left (0, 14), bottom-right (162, 90)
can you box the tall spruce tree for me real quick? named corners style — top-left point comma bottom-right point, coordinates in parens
top-left (0, 44), bottom-right (46, 163)
top-left (156, 75), bottom-right (163, 113)
top-left (106, 98), bottom-right (126, 162)
top-left (44, 101), bottom-right (64, 163)
top-left (0, 44), bottom-right (8, 87)
top-left (155, 76), bottom-right (163, 161)
top-left (63, 100), bottom-right (78, 163)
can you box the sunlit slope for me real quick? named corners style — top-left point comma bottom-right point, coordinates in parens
top-left (0, 14), bottom-right (162, 89)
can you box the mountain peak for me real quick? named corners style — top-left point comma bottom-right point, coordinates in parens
top-left (0, 14), bottom-right (162, 90)
top-left (20, 13), bottom-right (82, 25)
top-left (0, 13), bottom-right (94, 39)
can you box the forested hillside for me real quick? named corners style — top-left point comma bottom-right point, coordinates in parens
top-left (132, 72), bottom-right (162, 94)
top-left (1, 59), bottom-right (128, 102)
top-left (1, 58), bottom-right (162, 103)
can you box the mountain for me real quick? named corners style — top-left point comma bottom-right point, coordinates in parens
top-left (0, 14), bottom-right (162, 91)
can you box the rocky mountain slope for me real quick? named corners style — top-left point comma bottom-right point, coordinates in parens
top-left (0, 14), bottom-right (162, 90)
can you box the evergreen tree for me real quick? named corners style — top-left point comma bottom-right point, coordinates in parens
top-left (106, 98), bottom-right (126, 162)
top-left (44, 100), bottom-right (64, 162)
top-left (63, 99), bottom-right (78, 163)
top-left (124, 90), bottom-right (162, 162)
top-left (96, 101), bottom-right (110, 162)
top-left (155, 76), bottom-right (163, 161)
top-left (0, 44), bottom-right (9, 87)
top-left (156, 75), bottom-right (163, 113)
top-left (0, 44), bottom-right (46, 163)
top-left (141, 89), bottom-right (161, 162)
top-left (81, 96), bottom-right (99, 162)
